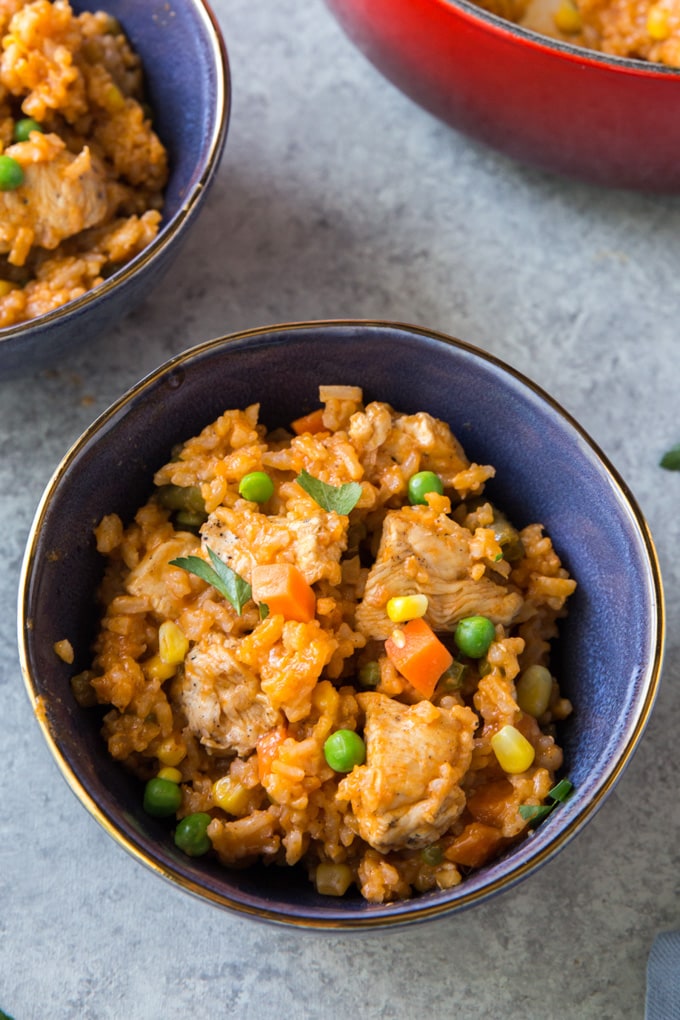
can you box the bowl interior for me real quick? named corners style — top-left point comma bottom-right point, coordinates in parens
top-left (19, 321), bottom-right (663, 927)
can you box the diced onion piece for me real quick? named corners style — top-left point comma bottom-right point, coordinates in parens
top-left (318, 385), bottom-right (363, 402)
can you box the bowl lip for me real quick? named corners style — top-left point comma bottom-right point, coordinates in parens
top-left (17, 318), bottom-right (666, 929)
top-left (0, 0), bottom-right (230, 346)
top-left (409, 0), bottom-right (680, 77)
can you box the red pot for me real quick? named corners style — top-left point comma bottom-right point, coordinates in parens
top-left (325, 0), bottom-right (680, 191)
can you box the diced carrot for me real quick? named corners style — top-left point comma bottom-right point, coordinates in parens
top-left (466, 779), bottom-right (516, 826)
top-left (251, 563), bottom-right (316, 622)
top-left (290, 408), bottom-right (326, 435)
top-left (256, 725), bottom-right (288, 783)
top-left (384, 617), bottom-right (453, 699)
top-left (445, 822), bottom-right (505, 869)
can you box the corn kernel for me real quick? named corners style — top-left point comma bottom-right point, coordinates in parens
top-left (158, 620), bottom-right (189, 665)
top-left (516, 664), bottom-right (553, 718)
top-left (156, 736), bottom-right (186, 766)
top-left (314, 862), bottom-right (353, 896)
top-left (144, 653), bottom-right (176, 682)
top-left (0, 280), bottom-right (14, 298)
top-left (386, 593), bottom-right (429, 623)
top-left (104, 83), bottom-right (125, 112)
top-left (491, 724), bottom-right (535, 773)
top-left (212, 775), bottom-right (251, 816)
top-left (553, 0), bottom-right (582, 33)
top-left (158, 766), bottom-right (182, 783)
top-left (647, 4), bottom-right (670, 39)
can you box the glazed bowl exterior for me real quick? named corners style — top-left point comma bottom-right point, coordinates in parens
top-left (325, 0), bottom-right (680, 192)
top-left (0, 0), bottom-right (230, 377)
top-left (18, 320), bottom-right (664, 928)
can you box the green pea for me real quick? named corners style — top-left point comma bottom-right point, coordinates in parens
top-left (323, 729), bottom-right (366, 772)
top-left (238, 471), bottom-right (274, 503)
top-left (13, 118), bottom-right (43, 142)
top-left (358, 661), bottom-right (381, 689)
top-left (407, 470), bottom-right (444, 505)
top-left (0, 155), bottom-right (24, 191)
top-left (421, 844), bottom-right (444, 866)
top-left (143, 777), bottom-right (182, 818)
top-left (174, 509), bottom-right (207, 533)
top-left (174, 812), bottom-right (212, 856)
top-left (454, 615), bottom-right (496, 659)
top-left (157, 483), bottom-right (205, 515)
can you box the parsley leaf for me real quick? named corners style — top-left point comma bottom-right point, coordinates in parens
top-left (519, 778), bottom-right (574, 825)
top-left (660, 444), bottom-right (680, 471)
top-left (170, 547), bottom-right (252, 615)
top-left (295, 469), bottom-right (362, 515)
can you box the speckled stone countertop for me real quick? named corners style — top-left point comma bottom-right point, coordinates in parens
top-left (2, 2), bottom-right (679, 1017)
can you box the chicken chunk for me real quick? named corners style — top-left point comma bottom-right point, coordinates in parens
top-left (0, 139), bottom-right (110, 264)
top-left (338, 692), bottom-right (477, 852)
top-left (201, 504), bottom-right (347, 587)
top-left (125, 532), bottom-right (200, 620)
top-left (178, 631), bottom-right (281, 757)
top-left (355, 504), bottom-right (523, 640)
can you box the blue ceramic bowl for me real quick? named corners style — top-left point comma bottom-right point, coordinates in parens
top-left (0, 0), bottom-right (230, 377)
top-left (18, 321), bottom-right (664, 928)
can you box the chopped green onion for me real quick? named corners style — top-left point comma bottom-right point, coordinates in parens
top-left (421, 844), bottom-right (444, 866)
top-left (437, 661), bottom-right (467, 692)
top-left (519, 778), bottom-right (574, 824)
top-left (358, 661), bottom-right (381, 688)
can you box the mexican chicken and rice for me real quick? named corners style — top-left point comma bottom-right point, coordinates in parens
top-left (72, 385), bottom-right (576, 903)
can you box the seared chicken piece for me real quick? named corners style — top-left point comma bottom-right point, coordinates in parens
top-left (356, 505), bottom-right (523, 640)
top-left (339, 693), bottom-right (477, 852)
top-left (125, 532), bottom-right (200, 620)
top-left (201, 504), bottom-right (347, 587)
top-left (349, 405), bottom-right (470, 485)
top-left (0, 140), bottom-right (110, 264)
top-left (178, 631), bottom-right (281, 756)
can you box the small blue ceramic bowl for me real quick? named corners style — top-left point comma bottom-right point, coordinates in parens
top-left (18, 320), bottom-right (664, 928)
top-left (0, 0), bottom-right (230, 377)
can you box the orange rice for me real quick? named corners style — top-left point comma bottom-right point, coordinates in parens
top-left (74, 386), bottom-right (576, 903)
top-left (0, 0), bottom-right (167, 327)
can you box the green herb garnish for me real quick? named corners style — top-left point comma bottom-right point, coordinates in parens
top-left (660, 445), bottom-right (680, 470)
top-left (519, 778), bottom-right (574, 825)
top-left (170, 547), bottom-right (252, 615)
top-left (295, 469), bottom-right (362, 515)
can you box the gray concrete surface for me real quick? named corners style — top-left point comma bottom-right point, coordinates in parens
top-left (2, 1), bottom-right (679, 1017)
